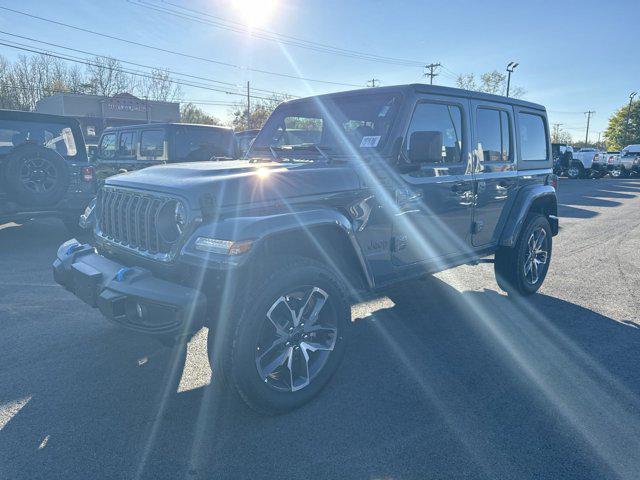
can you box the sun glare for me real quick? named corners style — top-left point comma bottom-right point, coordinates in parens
top-left (233, 0), bottom-right (279, 27)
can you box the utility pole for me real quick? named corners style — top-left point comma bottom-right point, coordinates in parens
top-left (424, 63), bottom-right (441, 85)
top-left (246, 81), bottom-right (251, 130)
top-left (367, 78), bottom-right (380, 88)
top-left (506, 61), bottom-right (519, 97)
top-left (584, 110), bottom-right (595, 145)
top-left (552, 123), bottom-right (563, 142)
top-left (625, 91), bottom-right (637, 145)
top-left (597, 131), bottom-right (602, 147)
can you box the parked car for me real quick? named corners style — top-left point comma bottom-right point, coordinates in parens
top-left (53, 84), bottom-right (559, 414)
top-left (618, 144), bottom-right (640, 177)
top-left (0, 110), bottom-right (96, 234)
top-left (92, 123), bottom-right (238, 181)
top-left (235, 129), bottom-right (260, 157)
top-left (552, 143), bottom-right (573, 176)
top-left (568, 148), bottom-right (605, 178)
top-left (601, 151), bottom-right (622, 176)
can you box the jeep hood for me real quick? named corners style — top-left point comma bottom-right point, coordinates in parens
top-left (104, 160), bottom-right (362, 208)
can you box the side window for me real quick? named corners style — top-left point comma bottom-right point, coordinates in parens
top-left (98, 133), bottom-right (117, 159)
top-left (118, 131), bottom-right (136, 157)
top-left (140, 130), bottom-right (165, 158)
top-left (518, 113), bottom-right (548, 161)
top-left (476, 108), bottom-right (512, 162)
top-left (405, 103), bottom-right (463, 165)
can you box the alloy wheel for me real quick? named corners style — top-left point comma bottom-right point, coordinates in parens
top-left (255, 286), bottom-right (337, 392)
top-left (524, 227), bottom-right (548, 285)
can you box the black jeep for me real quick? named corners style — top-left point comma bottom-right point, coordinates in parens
top-left (0, 110), bottom-right (96, 234)
top-left (53, 85), bottom-right (558, 414)
top-left (92, 123), bottom-right (238, 182)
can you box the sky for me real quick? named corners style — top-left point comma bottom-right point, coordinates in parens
top-left (1, 0), bottom-right (639, 142)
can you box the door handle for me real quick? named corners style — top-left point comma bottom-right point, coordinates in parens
top-left (498, 180), bottom-right (515, 189)
top-left (451, 182), bottom-right (472, 193)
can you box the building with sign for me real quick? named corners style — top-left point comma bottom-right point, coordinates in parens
top-left (35, 92), bottom-right (180, 145)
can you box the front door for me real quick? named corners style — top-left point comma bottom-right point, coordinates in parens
top-left (391, 97), bottom-right (474, 267)
top-left (470, 101), bottom-right (518, 247)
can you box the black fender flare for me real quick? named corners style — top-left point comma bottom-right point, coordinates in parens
top-left (187, 207), bottom-right (375, 289)
top-left (499, 185), bottom-right (558, 248)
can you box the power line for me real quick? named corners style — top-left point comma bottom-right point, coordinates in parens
top-left (0, 40), bottom-right (281, 102)
top-left (0, 5), bottom-right (364, 88)
top-left (131, 0), bottom-right (427, 68)
top-left (0, 30), bottom-right (289, 98)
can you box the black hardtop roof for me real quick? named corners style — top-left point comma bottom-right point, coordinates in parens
top-left (104, 123), bottom-right (233, 133)
top-left (0, 109), bottom-right (83, 127)
top-left (281, 84), bottom-right (545, 111)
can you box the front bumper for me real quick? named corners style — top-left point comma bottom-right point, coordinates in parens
top-left (53, 240), bottom-right (206, 336)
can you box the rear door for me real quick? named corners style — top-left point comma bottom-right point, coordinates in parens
top-left (390, 95), bottom-right (474, 266)
top-left (470, 101), bottom-right (518, 247)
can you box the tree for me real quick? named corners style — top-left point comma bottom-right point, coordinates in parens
top-left (86, 56), bottom-right (135, 97)
top-left (180, 103), bottom-right (220, 125)
top-left (551, 124), bottom-right (573, 144)
top-left (230, 93), bottom-right (291, 130)
top-left (456, 70), bottom-right (525, 98)
top-left (604, 100), bottom-right (640, 150)
top-left (136, 68), bottom-right (182, 102)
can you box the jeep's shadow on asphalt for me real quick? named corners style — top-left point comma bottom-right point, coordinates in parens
top-left (557, 177), bottom-right (640, 219)
top-left (2, 179), bottom-right (640, 480)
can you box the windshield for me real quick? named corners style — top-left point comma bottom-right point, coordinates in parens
top-left (251, 93), bottom-right (402, 159)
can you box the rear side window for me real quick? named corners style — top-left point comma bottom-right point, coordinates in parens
top-left (118, 131), bottom-right (136, 157)
top-left (98, 133), bottom-right (117, 159)
top-left (0, 119), bottom-right (77, 157)
top-left (405, 102), bottom-right (463, 164)
top-left (518, 113), bottom-right (548, 161)
top-left (476, 108), bottom-right (511, 162)
top-left (140, 130), bottom-right (166, 158)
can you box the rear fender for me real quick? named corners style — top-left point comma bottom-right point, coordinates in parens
top-left (499, 185), bottom-right (558, 247)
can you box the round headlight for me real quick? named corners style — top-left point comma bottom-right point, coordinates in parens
top-left (157, 200), bottom-right (187, 243)
top-left (175, 201), bottom-right (187, 234)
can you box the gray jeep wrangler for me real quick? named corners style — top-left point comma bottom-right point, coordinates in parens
top-left (53, 84), bottom-right (558, 414)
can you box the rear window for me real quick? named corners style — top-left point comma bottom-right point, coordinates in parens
top-left (174, 127), bottom-right (235, 162)
top-left (518, 113), bottom-right (548, 161)
top-left (0, 119), bottom-right (78, 157)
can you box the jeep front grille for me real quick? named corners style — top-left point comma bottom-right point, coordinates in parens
top-left (98, 186), bottom-right (174, 257)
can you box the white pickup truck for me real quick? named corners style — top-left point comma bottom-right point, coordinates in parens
top-left (568, 148), bottom-right (606, 179)
top-left (618, 145), bottom-right (640, 177)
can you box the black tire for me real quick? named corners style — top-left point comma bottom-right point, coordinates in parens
top-left (495, 214), bottom-right (552, 296)
top-left (3, 144), bottom-right (70, 206)
top-left (210, 256), bottom-right (351, 415)
top-left (566, 163), bottom-right (583, 179)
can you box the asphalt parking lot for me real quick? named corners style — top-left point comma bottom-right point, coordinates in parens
top-left (2, 177), bottom-right (640, 480)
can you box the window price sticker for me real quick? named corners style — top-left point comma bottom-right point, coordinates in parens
top-left (360, 136), bottom-right (381, 148)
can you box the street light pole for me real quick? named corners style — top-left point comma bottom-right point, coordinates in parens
top-left (506, 61), bottom-right (519, 97)
top-left (625, 91), bottom-right (637, 145)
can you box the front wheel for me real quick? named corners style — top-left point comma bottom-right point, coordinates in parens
top-left (211, 256), bottom-right (351, 415)
top-left (495, 214), bottom-right (552, 296)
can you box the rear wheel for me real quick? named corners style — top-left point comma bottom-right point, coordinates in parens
top-left (567, 164), bottom-right (583, 179)
top-left (495, 214), bottom-right (552, 296)
top-left (210, 256), bottom-right (350, 415)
